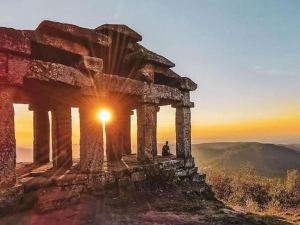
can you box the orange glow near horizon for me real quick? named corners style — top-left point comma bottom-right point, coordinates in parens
top-left (98, 109), bottom-right (111, 123)
top-left (13, 104), bottom-right (300, 153)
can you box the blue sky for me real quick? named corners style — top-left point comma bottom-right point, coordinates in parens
top-left (1, 0), bottom-right (300, 143)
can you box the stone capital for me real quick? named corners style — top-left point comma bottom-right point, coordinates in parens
top-left (172, 101), bottom-right (194, 108)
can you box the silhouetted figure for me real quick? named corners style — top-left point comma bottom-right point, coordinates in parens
top-left (162, 141), bottom-right (171, 156)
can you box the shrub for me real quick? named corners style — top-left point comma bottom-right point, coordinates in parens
top-left (204, 167), bottom-right (300, 211)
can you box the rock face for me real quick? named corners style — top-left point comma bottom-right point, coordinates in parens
top-left (0, 20), bottom-right (202, 214)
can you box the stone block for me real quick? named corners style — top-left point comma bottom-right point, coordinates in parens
top-left (131, 171), bottom-right (146, 183)
top-left (144, 164), bottom-right (160, 178)
top-left (188, 167), bottom-right (198, 176)
top-left (77, 56), bottom-right (103, 74)
top-left (36, 187), bottom-right (80, 213)
top-left (33, 20), bottom-right (111, 56)
top-left (175, 169), bottom-right (188, 178)
top-left (184, 157), bottom-right (195, 168)
top-left (0, 184), bottom-right (24, 211)
top-left (0, 27), bottom-right (31, 55)
top-left (104, 173), bottom-right (117, 188)
top-left (22, 177), bottom-right (53, 192)
top-left (161, 169), bottom-right (176, 182)
top-left (53, 174), bottom-right (88, 187)
top-left (160, 159), bottom-right (184, 169)
top-left (192, 173), bottom-right (206, 183)
top-left (178, 77), bottom-right (197, 91)
top-left (117, 176), bottom-right (131, 187)
top-left (26, 60), bottom-right (81, 86)
top-left (87, 174), bottom-right (106, 191)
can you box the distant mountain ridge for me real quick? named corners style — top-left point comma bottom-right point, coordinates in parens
top-left (192, 142), bottom-right (300, 177)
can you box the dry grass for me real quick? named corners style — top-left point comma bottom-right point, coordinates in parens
top-left (204, 166), bottom-right (300, 224)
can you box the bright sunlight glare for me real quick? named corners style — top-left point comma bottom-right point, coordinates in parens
top-left (98, 109), bottom-right (111, 122)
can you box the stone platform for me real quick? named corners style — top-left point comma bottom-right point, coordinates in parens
top-left (1, 155), bottom-right (207, 214)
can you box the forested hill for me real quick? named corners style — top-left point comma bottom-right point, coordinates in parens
top-left (192, 142), bottom-right (300, 177)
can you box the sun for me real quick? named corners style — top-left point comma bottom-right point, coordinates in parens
top-left (98, 109), bottom-right (111, 123)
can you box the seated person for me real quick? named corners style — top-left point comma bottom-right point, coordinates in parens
top-left (162, 141), bottom-right (171, 156)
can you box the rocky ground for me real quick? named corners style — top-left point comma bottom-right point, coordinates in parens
top-left (0, 183), bottom-right (295, 225)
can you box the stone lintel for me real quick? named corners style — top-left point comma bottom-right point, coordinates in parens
top-left (93, 73), bottom-right (183, 101)
top-left (25, 60), bottom-right (93, 88)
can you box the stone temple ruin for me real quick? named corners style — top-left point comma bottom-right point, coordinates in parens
top-left (0, 21), bottom-right (209, 212)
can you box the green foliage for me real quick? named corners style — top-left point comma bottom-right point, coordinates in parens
top-left (205, 166), bottom-right (300, 210)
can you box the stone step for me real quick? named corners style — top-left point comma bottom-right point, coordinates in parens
top-left (36, 187), bottom-right (81, 213)
top-left (175, 167), bottom-right (198, 178)
top-left (21, 176), bottom-right (53, 193)
top-left (192, 173), bottom-right (206, 183)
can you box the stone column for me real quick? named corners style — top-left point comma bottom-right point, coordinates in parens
top-left (122, 110), bottom-right (133, 155)
top-left (33, 108), bottom-right (50, 164)
top-left (51, 106), bottom-right (72, 168)
top-left (0, 87), bottom-right (16, 188)
top-left (79, 107), bottom-right (104, 172)
top-left (173, 92), bottom-right (194, 159)
top-left (153, 106), bottom-right (160, 157)
top-left (106, 108), bottom-right (123, 162)
top-left (136, 101), bottom-right (158, 163)
top-left (175, 107), bottom-right (192, 159)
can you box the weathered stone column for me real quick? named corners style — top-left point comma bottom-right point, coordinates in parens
top-left (106, 108), bottom-right (123, 162)
top-left (32, 108), bottom-right (50, 164)
top-left (0, 87), bottom-right (16, 188)
top-left (51, 106), bottom-right (72, 168)
top-left (173, 91), bottom-right (194, 159)
top-left (122, 110), bottom-right (133, 155)
top-left (136, 100), bottom-right (159, 163)
top-left (153, 106), bottom-right (160, 157)
top-left (79, 107), bottom-right (104, 172)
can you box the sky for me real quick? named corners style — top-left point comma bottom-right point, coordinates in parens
top-left (2, 0), bottom-right (300, 151)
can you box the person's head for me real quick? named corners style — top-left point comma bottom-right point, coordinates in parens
top-left (166, 141), bottom-right (168, 145)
